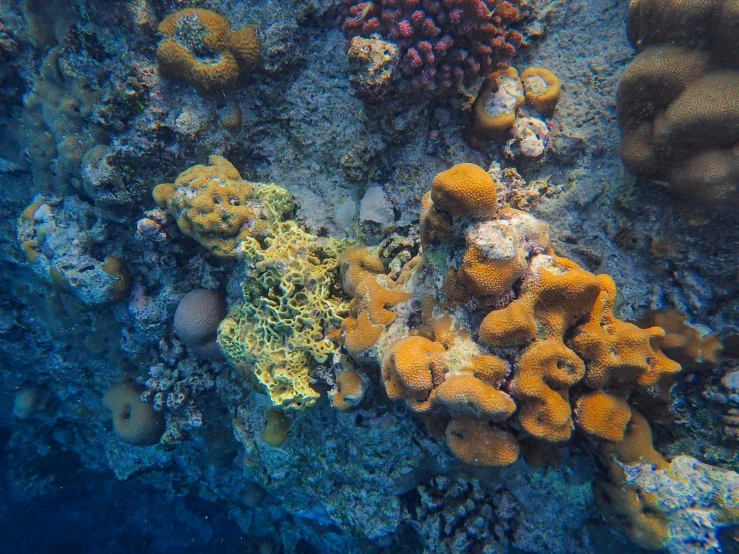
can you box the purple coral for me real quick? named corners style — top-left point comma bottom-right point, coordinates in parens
top-left (337, 0), bottom-right (527, 93)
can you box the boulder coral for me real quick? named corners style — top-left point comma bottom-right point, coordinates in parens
top-left (153, 156), bottom-right (287, 258)
top-left (156, 8), bottom-right (259, 93)
top-left (617, 0), bottom-right (739, 205)
top-left (102, 380), bottom-right (165, 446)
top-left (339, 163), bottom-right (682, 474)
top-left (336, 0), bottom-right (529, 93)
top-left (173, 289), bottom-right (226, 361)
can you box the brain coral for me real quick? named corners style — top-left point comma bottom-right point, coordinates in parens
top-left (157, 8), bottom-right (259, 93)
top-left (103, 380), bottom-right (165, 446)
top-left (153, 156), bottom-right (289, 258)
top-left (173, 289), bottom-right (227, 361)
top-left (617, 0), bottom-right (739, 205)
top-left (217, 180), bottom-right (350, 410)
top-left (339, 163), bottom-right (682, 473)
top-left (336, 0), bottom-right (529, 93)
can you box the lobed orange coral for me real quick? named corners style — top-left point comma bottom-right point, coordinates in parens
top-left (521, 67), bottom-right (561, 117)
top-left (337, 163), bottom-right (682, 474)
top-left (157, 9), bottom-right (260, 93)
top-left (152, 155), bottom-right (280, 258)
top-left (329, 366), bottom-right (367, 411)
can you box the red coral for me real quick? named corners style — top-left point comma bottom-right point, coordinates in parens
top-left (337, 0), bottom-right (529, 94)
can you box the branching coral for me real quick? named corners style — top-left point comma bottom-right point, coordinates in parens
top-left (157, 8), bottom-right (259, 93)
top-left (338, 163), bottom-right (682, 477)
top-left (336, 0), bottom-right (529, 94)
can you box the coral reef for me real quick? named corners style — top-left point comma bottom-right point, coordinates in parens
top-left (336, 0), bottom-right (529, 93)
top-left (340, 163), bottom-right (681, 469)
top-left (618, 0), bottom-right (739, 205)
top-left (157, 9), bottom-right (260, 93)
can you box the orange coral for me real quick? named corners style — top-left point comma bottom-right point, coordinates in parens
top-left (381, 336), bottom-right (446, 410)
top-left (637, 310), bottom-right (722, 371)
top-left (339, 247), bottom-right (385, 297)
top-left (430, 163), bottom-right (498, 222)
top-left (479, 255), bottom-right (602, 346)
top-left (431, 374), bottom-right (515, 421)
top-left (521, 68), bottom-right (561, 116)
top-left (157, 9), bottom-right (259, 93)
top-left (472, 68), bottom-right (524, 138)
top-left (510, 339), bottom-right (585, 442)
top-left (153, 155), bottom-right (274, 258)
top-left (572, 278), bottom-right (681, 389)
top-left (575, 392), bottom-right (632, 442)
top-left (457, 223), bottom-right (528, 298)
top-left (445, 417), bottom-right (520, 467)
top-left (343, 276), bottom-right (411, 355)
top-left (330, 367), bottom-right (366, 411)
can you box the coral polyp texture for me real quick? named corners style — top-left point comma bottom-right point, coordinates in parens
top-left (153, 156), bottom-right (280, 258)
top-left (336, 0), bottom-right (529, 94)
top-left (618, 0), bottom-right (739, 205)
top-left (156, 8), bottom-right (259, 93)
top-left (215, 164), bottom-right (350, 410)
top-left (339, 163), bottom-right (682, 473)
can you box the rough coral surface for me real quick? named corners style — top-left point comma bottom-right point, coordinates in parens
top-left (336, 0), bottom-right (528, 93)
top-left (157, 9), bottom-right (259, 93)
top-left (153, 156), bottom-right (280, 258)
top-left (341, 163), bottom-right (682, 466)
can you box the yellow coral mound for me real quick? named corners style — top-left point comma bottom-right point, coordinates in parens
top-left (157, 9), bottom-right (260, 93)
top-left (153, 156), bottom-right (286, 258)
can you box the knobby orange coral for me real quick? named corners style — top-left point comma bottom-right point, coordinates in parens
top-left (157, 9), bottom-right (259, 93)
top-left (339, 162), bottom-right (682, 474)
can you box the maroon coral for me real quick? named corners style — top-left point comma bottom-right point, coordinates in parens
top-left (336, 0), bottom-right (527, 93)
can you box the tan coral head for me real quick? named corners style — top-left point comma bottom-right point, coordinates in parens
top-left (157, 9), bottom-right (260, 93)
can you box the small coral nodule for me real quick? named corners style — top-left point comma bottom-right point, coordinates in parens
top-left (102, 380), bottom-right (165, 446)
top-left (157, 8), bottom-right (260, 93)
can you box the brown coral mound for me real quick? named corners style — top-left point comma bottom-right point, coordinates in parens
top-left (446, 417), bottom-right (520, 467)
top-left (617, 1), bottom-right (739, 205)
top-left (157, 9), bottom-right (259, 93)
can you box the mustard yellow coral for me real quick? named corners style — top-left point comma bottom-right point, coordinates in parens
top-left (157, 9), bottom-right (260, 93)
top-left (154, 156), bottom-right (286, 258)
